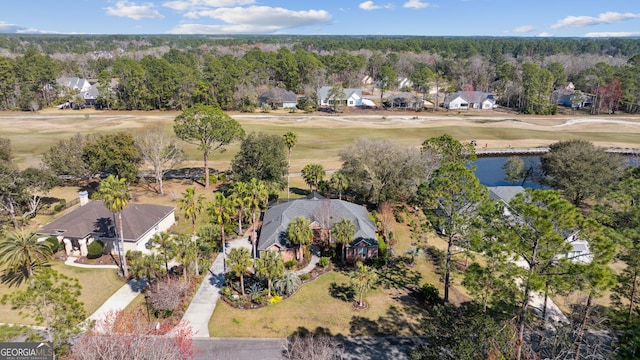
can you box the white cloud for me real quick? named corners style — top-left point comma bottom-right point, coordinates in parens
top-left (162, 0), bottom-right (255, 11)
top-left (510, 25), bottom-right (535, 33)
top-left (0, 21), bottom-right (29, 33)
top-left (168, 6), bottom-right (332, 34)
top-left (584, 31), bottom-right (640, 37)
top-left (403, 0), bottom-right (431, 9)
top-left (537, 32), bottom-right (554, 37)
top-left (0, 21), bottom-right (62, 34)
top-left (105, 1), bottom-right (165, 20)
top-left (359, 1), bottom-right (381, 10)
top-left (551, 11), bottom-right (640, 29)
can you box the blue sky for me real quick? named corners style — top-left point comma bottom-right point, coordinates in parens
top-left (0, 0), bottom-right (639, 37)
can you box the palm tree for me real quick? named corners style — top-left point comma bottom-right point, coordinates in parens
top-left (301, 164), bottom-right (325, 191)
top-left (173, 233), bottom-right (197, 281)
top-left (273, 271), bottom-right (301, 297)
top-left (246, 178), bottom-right (269, 258)
top-left (177, 187), bottom-right (206, 275)
top-left (287, 216), bottom-right (313, 261)
top-left (208, 192), bottom-right (235, 272)
top-left (227, 247), bottom-right (252, 295)
top-left (330, 170), bottom-right (349, 200)
top-left (283, 130), bottom-right (297, 200)
top-left (230, 181), bottom-right (250, 235)
top-left (255, 251), bottom-right (285, 297)
top-left (150, 232), bottom-right (174, 273)
top-left (95, 175), bottom-right (130, 278)
top-left (0, 230), bottom-right (52, 283)
top-left (332, 218), bottom-right (355, 264)
top-left (350, 262), bottom-right (378, 307)
top-left (130, 253), bottom-right (166, 290)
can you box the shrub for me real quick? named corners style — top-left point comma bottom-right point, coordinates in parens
top-left (45, 236), bottom-right (60, 253)
top-left (273, 272), bottom-right (301, 296)
top-left (299, 274), bottom-right (310, 281)
top-left (220, 286), bottom-right (232, 297)
top-left (284, 260), bottom-right (297, 270)
top-left (378, 237), bottom-right (388, 259)
top-left (318, 257), bottom-right (330, 268)
top-left (86, 240), bottom-right (105, 259)
top-left (394, 211), bottom-right (405, 223)
top-left (419, 283), bottom-right (440, 304)
top-left (269, 295), bottom-right (282, 304)
top-left (54, 203), bottom-right (66, 212)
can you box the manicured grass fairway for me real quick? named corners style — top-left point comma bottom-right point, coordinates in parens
top-left (2, 110), bottom-right (640, 172)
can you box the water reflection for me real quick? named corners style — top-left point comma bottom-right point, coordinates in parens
top-left (472, 155), bottom-right (639, 188)
top-left (472, 156), bottom-right (543, 188)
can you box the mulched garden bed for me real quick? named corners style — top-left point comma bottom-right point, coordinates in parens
top-left (221, 263), bottom-right (334, 310)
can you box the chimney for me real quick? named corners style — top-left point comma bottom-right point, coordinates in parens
top-left (78, 191), bottom-right (89, 206)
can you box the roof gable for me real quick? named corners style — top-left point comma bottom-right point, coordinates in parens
top-left (258, 198), bottom-right (377, 252)
top-left (259, 87), bottom-right (297, 103)
top-left (38, 200), bottom-right (174, 242)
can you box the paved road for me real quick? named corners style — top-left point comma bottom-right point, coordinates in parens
top-left (194, 338), bottom-right (284, 360)
top-left (193, 336), bottom-right (425, 360)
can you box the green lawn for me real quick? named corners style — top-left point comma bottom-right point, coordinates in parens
top-left (209, 270), bottom-right (427, 338)
top-left (0, 262), bottom-right (123, 325)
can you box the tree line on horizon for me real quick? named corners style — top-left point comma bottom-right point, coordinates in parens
top-left (0, 36), bottom-right (639, 114)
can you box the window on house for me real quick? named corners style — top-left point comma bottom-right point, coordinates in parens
top-left (357, 246), bottom-right (367, 257)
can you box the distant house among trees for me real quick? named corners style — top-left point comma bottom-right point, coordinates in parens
top-left (257, 192), bottom-right (378, 262)
top-left (384, 92), bottom-right (434, 110)
top-left (258, 87), bottom-right (298, 109)
top-left (56, 77), bottom-right (100, 107)
top-left (317, 86), bottom-right (364, 107)
top-left (488, 186), bottom-right (592, 263)
top-left (551, 82), bottom-right (593, 109)
top-left (444, 91), bottom-right (496, 110)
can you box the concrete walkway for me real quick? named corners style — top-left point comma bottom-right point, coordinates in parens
top-left (180, 245), bottom-right (226, 338)
top-left (87, 278), bottom-right (148, 324)
top-left (64, 254), bottom-right (146, 330)
top-left (180, 237), bottom-right (252, 337)
top-left (65, 255), bottom-right (118, 269)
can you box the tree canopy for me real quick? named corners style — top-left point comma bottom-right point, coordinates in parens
top-left (541, 139), bottom-right (623, 205)
top-left (231, 131), bottom-right (287, 191)
top-left (174, 104), bottom-right (245, 188)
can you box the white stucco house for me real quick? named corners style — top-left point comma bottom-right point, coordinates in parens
top-left (317, 86), bottom-right (364, 107)
top-left (38, 192), bottom-right (175, 256)
top-left (445, 91), bottom-right (496, 110)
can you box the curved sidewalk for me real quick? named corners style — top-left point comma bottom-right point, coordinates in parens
top-left (63, 256), bottom-right (146, 328)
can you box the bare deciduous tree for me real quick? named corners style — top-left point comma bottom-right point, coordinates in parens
top-left (72, 309), bottom-right (195, 360)
top-left (146, 279), bottom-right (189, 313)
top-left (135, 126), bottom-right (183, 195)
top-left (283, 335), bottom-right (343, 360)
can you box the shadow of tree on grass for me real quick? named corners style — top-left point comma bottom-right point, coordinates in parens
top-left (376, 260), bottom-right (422, 290)
top-left (349, 304), bottom-right (423, 337)
top-left (329, 282), bottom-right (355, 302)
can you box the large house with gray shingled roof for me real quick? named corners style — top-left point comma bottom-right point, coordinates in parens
top-left (258, 193), bottom-right (378, 262)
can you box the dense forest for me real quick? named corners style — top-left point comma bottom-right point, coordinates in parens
top-left (0, 35), bottom-right (639, 114)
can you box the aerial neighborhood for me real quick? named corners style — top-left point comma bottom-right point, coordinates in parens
top-left (1, 34), bottom-right (640, 360)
